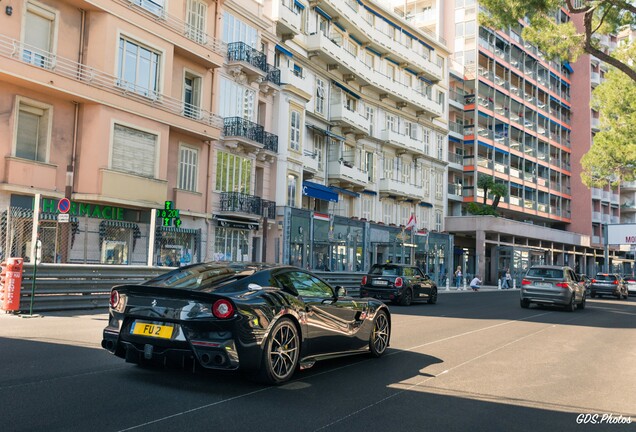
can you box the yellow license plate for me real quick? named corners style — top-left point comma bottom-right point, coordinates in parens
top-left (131, 321), bottom-right (174, 339)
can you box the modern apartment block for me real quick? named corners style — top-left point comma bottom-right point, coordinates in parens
top-left (440, 1), bottom-right (632, 283)
top-left (270, 0), bottom-right (452, 279)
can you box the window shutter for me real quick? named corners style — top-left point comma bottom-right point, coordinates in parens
top-left (112, 124), bottom-right (157, 177)
top-left (16, 110), bottom-right (40, 160)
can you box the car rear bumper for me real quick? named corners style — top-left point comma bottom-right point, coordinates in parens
top-left (360, 287), bottom-right (401, 302)
top-left (520, 289), bottom-right (571, 306)
top-left (590, 286), bottom-right (621, 296)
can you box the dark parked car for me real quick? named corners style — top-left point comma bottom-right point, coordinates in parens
top-left (102, 262), bottom-right (391, 385)
top-left (590, 273), bottom-right (629, 299)
top-left (360, 264), bottom-right (437, 306)
top-left (520, 265), bottom-right (586, 311)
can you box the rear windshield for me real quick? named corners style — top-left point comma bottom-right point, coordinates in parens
top-left (526, 268), bottom-right (564, 279)
top-left (594, 274), bottom-right (618, 282)
top-left (143, 262), bottom-right (267, 291)
top-left (369, 265), bottom-right (403, 276)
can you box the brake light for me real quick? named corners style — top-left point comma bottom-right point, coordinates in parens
top-left (109, 290), bottom-right (120, 308)
top-left (395, 277), bottom-right (403, 287)
top-left (591, 279), bottom-right (597, 283)
top-left (521, 279), bottom-right (532, 286)
top-left (556, 282), bottom-right (569, 288)
top-left (212, 299), bottom-right (234, 319)
top-left (361, 276), bottom-right (367, 285)
top-left (613, 280), bottom-right (619, 285)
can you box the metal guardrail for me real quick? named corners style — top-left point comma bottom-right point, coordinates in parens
top-left (11, 265), bottom-right (363, 313)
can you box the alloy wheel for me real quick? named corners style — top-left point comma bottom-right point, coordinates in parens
top-left (268, 321), bottom-right (299, 381)
top-left (370, 311), bottom-right (389, 356)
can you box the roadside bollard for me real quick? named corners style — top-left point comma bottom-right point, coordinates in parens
top-left (498, 279), bottom-right (502, 290)
top-left (513, 279), bottom-right (517, 289)
top-left (445, 277), bottom-right (450, 291)
top-left (462, 277), bottom-right (467, 291)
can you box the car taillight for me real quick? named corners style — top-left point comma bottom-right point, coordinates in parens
top-left (521, 279), bottom-right (532, 286)
top-left (109, 290), bottom-right (120, 308)
top-left (212, 299), bottom-right (234, 319)
top-left (591, 279), bottom-right (597, 283)
top-left (395, 277), bottom-right (403, 287)
top-left (361, 276), bottom-right (367, 285)
top-left (556, 282), bottom-right (569, 288)
top-left (613, 280), bottom-right (619, 285)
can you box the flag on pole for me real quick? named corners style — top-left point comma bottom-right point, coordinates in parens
top-left (405, 213), bottom-right (416, 230)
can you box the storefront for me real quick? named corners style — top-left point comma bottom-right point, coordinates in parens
top-left (154, 226), bottom-right (201, 267)
top-left (212, 216), bottom-right (259, 262)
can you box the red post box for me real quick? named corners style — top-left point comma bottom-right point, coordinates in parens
top-left (2, 258), bottom-right (24, 312)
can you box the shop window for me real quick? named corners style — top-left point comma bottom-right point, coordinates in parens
top-left (15, 98), bottom-right (51, 162)
top-left (155, 227), bottom-right (200, 266)
top-left (287, 174), bottom-right (298, 207)
top-left (112, 124), bottom-right (158, 178)
top-left (213, 227), bottom-right (249, 261)
top-left (99, 221), bottom-right (141, 265)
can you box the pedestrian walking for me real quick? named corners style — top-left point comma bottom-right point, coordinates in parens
top-left (454, 266), bottom-right (463, 290)
top-left (470, 275), bottom-right (482, 291)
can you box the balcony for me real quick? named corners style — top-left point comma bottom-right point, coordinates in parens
top-left (307, 33), bottom-right (443, 116)
top-left (303, 151), bottom-right (320, 175)
top-left (591, 117), bottom-right (601, 132)
top-left (379, 178), bottom-right (424, 200)
top-left (220, 192), bottom-right (275, 218)
top-left (591, 71), bottom-right (601, 87)
top-left (592, 211), bottom-right (602, 223)
top-left (448, 183), bottom-right (463, 197)
top-left (315, 0), bottom-right (443, 81)
top-left (330, 102), bottom-right (371, 135)
top-left (328, 160), bottom-right (368, 188)
top-left (0, 34), bottom-right (223, 133)
top-left (379, 129), bottom-right (425, 156)
top-left (591, 188), bottom-right (603, 200)
top-left (279, 66), bottom-right (308, 91)
top-left (622, 181), bottom-right (636, 190)
top-left (226, 42), bottom-right (268, 82)
top-left (100, 169), bottom-right (167, 207)
top-left (447, 152), bottom-right (463, 166)
top-left (277, 1), bottom-right (302, 38)
top-left (112, 0), bottom-right (225, 68)
top-left (223, 117), bottom-right (278, 154)
top-left (4, 157), bottom-right (57, 191)
top-left (621, 202), bottom-right (636, 213)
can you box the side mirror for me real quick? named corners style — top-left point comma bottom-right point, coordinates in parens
top-left (335, 286), bottom-right (347, 297)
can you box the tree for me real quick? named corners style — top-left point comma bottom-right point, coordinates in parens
top-left (468, 175), bottom-right (508, 215)
top-left (479, 0), bottom-right (636, 83)
top-left (581, 44), bottom-right (636, 187)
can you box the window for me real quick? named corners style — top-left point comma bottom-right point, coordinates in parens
top-left (186, 0), bottom-right (207, 43)
top-left (290, 110), bottom-right (301, 151)
top-left (184, 72), bottom-right (202, 118)
top-left (219, 77), bottom-right (255, 120)
top-left (366, 106), bottom-right (375, 136)
top-left (214, 227), bottom-right (250, 262)
top-left (436, 170), bottom-right (444, 199)
top-left (287, 174), bottom-right (298, 206)
top-left (437, 134), bottom-right (444, 160)
top-left (280, 271), bottom-right (333, 298)
top-left (405, 122), bottom-right (417, 139)
top-left (423, 167), bottom-right (430, 196)
top-left (178, 145), bottom-right (198, 192)
top-left (318, 15), bottom-right (329, 36)
top-left (386, 114), bottom-right (397, 132)
top-left (23, 2), bottom-right (56, 68)
top-left (383, 156), bottom-right (394, 179)
top-left (215, 151), bottom-right (252, 193)
top-left (222, 12), bottom-right (259, 48)
top-left (112, 124), bottom-right (157, 178)
top-left (366, 151), bottom-right (375, 182)
top-left (118, 37), bottom-right (161, 98)
top-left (364, 51), bottom-right (375, 68)
top-left (132, 0), bottom-right (165, 16)
top-left (315, 78), bottom-right (326, 115)
top-left (15, 99), bottom-right (51, 162)
top-left (423, 129), bottom-right (430, 154)
top-left (437, 90), bottom-right (445, 106)
top-left (386, 63), bottom-right (395, 81)
top-left (435, 209), bottom-right (442, 232)
top-left (362, 195), bottom-right (373, 220)
top-left (314, 134), bottom-right (324, 171)
top-left (382, 201), bottom-right (393, 225)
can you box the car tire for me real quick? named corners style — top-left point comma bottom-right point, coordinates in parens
top-left (257, 318), bottom-right (299, 385)
top-left (369, 310), bottom-right (390, 358)
top-left (520, 298), bottom-right (530, 309)
top-left (427, 287), bottom-right (438, 304)
top-left (400, 288), bottom-right (413, 306)
top-left (578, 294), bottom-right (586, 310)
top-left (566, 293), bottom-right (576, 312)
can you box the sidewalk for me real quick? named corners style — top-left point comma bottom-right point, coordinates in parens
top-left (439, 285), bottom-right (519, 293)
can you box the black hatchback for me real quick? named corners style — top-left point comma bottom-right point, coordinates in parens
top-left (360, 264), bottom-right (437, 306)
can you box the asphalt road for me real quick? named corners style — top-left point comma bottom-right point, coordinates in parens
top-left (1, 290), bottom-right (635, 432)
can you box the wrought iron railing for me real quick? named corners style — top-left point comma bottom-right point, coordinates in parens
top-left (223, 117), bottom-right (264, 143)
top-left (262, 132), bottom-right (279, 153)
top-left (266, 65), bottom-right (281, 85)
top-left (220, 192), bottom-right (276, 218)
top-left (226, 42), bottom-right (267, 72)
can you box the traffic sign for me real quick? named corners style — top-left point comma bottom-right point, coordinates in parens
top-left (58, 198), bottom-right (71, 214)
top-left (57, 213), bottom-right (70, 223)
